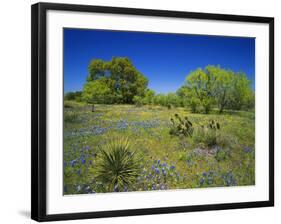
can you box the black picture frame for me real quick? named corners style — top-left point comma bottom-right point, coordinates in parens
top-left (31, 2), bottom-right (274, 222)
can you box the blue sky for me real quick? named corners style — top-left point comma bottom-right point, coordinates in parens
top-left (64, 28), bottom-right (255, 94)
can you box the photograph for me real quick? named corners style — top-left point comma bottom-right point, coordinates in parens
top-left (63, 28), bottom-right (255, 195)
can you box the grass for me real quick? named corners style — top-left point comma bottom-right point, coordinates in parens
top-left (63, 101), bottom-right (255, 194)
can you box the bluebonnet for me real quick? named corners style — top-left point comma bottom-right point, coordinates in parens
top-left (70, 159), bottom-right (77, 167)
top-left (85, 186), bottom-right (92, 193)
top-left (81, 156), bottom-right (86, 164)
top-left (222, 171), bottom-right (237, 186)
top-left (170, 165), bottom-right (175, 170)
top-left (155, 168), bottom-right (160, 174)
top-left (92, 126), bottom-right (107, 135)
top-left (162, 168), bottom-right (167, 176)
top-left (199, 171), bottom-right (216, 186)
top-left (244, 147), bottom-right (253, 153)
top-left (114, 185), bottom-right (119, 192)
top-left (116, 119), bottom-right (128, 130)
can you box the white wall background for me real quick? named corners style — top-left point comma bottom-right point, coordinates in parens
top-left (0, 0), bottom-right (279, 223)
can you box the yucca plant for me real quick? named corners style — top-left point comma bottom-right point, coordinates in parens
top-left (95, 138), bottom-right (140, 192)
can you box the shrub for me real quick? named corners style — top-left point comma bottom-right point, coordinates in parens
top-left (189, 97), bottom-right (199, 113)
top-left (201, 98), bottom-right (213, 114)
top-left (214, 146), bottom-right (230, 162)
top-left (133, 96), bottom-right (143, 107)
top-left (64, 111), bottom-right (78, 123)
top-left (64, 101), bottom-right (80, 108)
top-left (193, 120), bottom-right (221, 148)
top-left (95, 138), bottom-right (140, 192)
top-left (169, 114), bottom-right (194, 137)
top-left (167, 104), bottom-right (172, 110)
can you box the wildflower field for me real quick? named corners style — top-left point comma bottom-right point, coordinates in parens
top-left (63, 101), bottom-right (255, 195)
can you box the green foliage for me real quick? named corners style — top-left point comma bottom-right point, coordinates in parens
top-left (205, 66), bottom-right (233, 113)
top-left (142, 89), bottom-right (155, 104)
top-left (169, 114), bottom-right (194, 137)
top-left (85, 57), bottom-right (148, 104)
top-left (177, 87), bottom-right (199, 113)
top-left (63, 103), bottom-right (255, 194)
top-left (95, 138), bottom-right (140, 192)
top-left (193, 120), bottom-right (221, 148)
top-left (133, 95), bottom-right (143, 107)
top-left (151, 93), bottom-right (182, 108)
top-left (81, 60), bottom-right (254, 113)
top-left (227, 72), bottom-right (254, 110)
top-left (214, 147), bottom-right (231, 162)
top-left (64, 111), bottom-right (78, 123)
top-left (64, 101), bottom-right (76, 108)
top-left (201, 98), bottom-right (213, 114)
top-left (153, 94), bottom-right (167, 106)
top-left (180, 65), bottom-right (254, 113)
top-left (82, 78), bottom-right (112, 104)
top-left (64, 91), bottom-right (83, 102)
top-left (185, 68), bottom-right (214, 114)
top-left (189, 97), bottom-right (200, 113)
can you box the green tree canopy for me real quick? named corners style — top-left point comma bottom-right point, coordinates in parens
top-left (84, 57), bottom-right (148, 104)
top-left (64, 91), bottom-right (83, 102)
top-left (181, 65), bottom-right (254, 113)
top-left (82, 77), bottom-right (112, 104)
top-left (183, 67), bottom-right (215, 113)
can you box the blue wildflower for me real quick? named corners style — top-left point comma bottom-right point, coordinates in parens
top-left (85, 186), bottom-right (91, 193)
top-left (162, 168), bottom-right (166, 176)
top-left (155, 168), bottom-right (160, 174)
top-left (81, 156), bottom-right (86, 164)
top-left (244, 147), bottom-right (253, 153)
top-left (222, 171), bottom-right (237, 186)
top-left (114, 185), bottom-right (119, 192)
top-left (70, 159), bottom-right (77, 167)
top-left (152, 184), bottom-right (157, 190)
top-left (170, 165), bottom-right (175, 170)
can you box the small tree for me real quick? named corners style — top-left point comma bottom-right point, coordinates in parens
top-left (142, 89), bottom-right (155, 105)
top-left (81, 78), bottom-right (112, 109)
top-left (133, 95), bottom-right (143, 107)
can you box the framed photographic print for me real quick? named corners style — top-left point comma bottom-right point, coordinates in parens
top-left (31, 2), bottom-right (274, 222)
